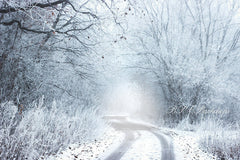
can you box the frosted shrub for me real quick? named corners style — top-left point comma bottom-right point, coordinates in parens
top-left (0, 101), bottom-right (105, 160)
top-left (200, 132), bottom-right (240, 160)
top-left (198, 119), bottom-right (240, 160)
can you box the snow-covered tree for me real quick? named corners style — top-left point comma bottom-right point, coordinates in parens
top-left (126, 0), bottom-right (240, 123)
top-left (0, 0), bottom-right (107, 107)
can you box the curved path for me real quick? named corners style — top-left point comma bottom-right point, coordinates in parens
top-left (103, 116), bottom-right (175, 160)
top-left (152, 132), bottom-right (175, 160)
top-left (104, 130), bottom-right (137, 160)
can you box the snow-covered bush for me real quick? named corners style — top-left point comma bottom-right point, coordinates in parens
top-left (0, 101), bottom-right (105, 160)
top-left (195, 118), bottom-right (240, 160)
top-left (175, 117), bottom-right (197, 131)
top-left (199, 130), bottom-right (240, 160)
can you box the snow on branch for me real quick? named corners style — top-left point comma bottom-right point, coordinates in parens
top-left (0, 0), bottom-right (66, 13)
top-left (0, 20), bottom-right (50, 34)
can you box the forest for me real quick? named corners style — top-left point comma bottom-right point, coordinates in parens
top-left (0, 0), bottom-right (240, 160)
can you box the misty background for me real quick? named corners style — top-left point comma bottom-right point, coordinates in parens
top-left (0, 0), bottom-right (240, 159)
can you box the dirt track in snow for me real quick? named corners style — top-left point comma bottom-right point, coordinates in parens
top-left (104, 116), bottom-right (175, 160)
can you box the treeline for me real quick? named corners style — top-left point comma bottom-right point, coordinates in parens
top-left (126, 0), bottom-right (240, 125)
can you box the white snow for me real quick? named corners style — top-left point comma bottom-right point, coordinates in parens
top-left (46, 118), bottom-right (219, 160)
top-left (160, 127), bottom-right (217, 160)
top-left (104, 114), bottom-right (159, 129)
top-left (46, 128), bottom-right (124, 160)
top-left (120, 131), bottom-right (162, 160)
top-left (125, 117), bottom-right (159, 129)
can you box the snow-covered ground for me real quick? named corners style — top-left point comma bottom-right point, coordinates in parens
top-left (120, 131), bottom-right (162, 160)
top-left (47, 120), bottom-right (218, 160)
top-left (161, 128), bottom-right (217, 160)
top-left (46, 128), bottom-right (124, 160)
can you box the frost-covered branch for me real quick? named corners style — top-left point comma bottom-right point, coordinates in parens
top-left (0, 0), bottom-right (66, 13)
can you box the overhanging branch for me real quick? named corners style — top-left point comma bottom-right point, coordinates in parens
top-left (0, 20), bottom-right (50, 34)
top-left (0, 0), bottom-right (66, 14)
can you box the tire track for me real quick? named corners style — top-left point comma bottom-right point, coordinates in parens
top-left (152, 131), bottom-right (175, 160)
top-left (104, 130), bottom-right (139, 160)
top-left (103, 116), bottom-right (175, 160)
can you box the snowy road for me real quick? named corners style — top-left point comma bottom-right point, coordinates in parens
top-left (50, 116), bottom-right (216, 160)
top-left (104, 116), bottom-right (175, 160)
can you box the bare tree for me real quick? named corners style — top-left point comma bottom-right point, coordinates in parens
top-left (128, 0), bottom-right (240, 123)
top-left (0, 0), bottom-right (105, 107)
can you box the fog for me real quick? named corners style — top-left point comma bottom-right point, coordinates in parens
top-left (1, 0), bottom-right (240, 159)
